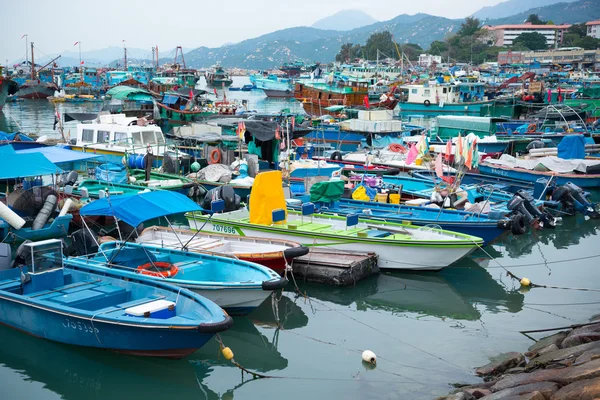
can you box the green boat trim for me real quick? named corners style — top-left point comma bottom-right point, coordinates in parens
top-left (128, 169), bottom-right (199, 191)
top-left (186, 210), bottom-right (484, 249)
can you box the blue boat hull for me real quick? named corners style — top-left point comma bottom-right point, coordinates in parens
top-left (479, 164), bottom-right (600, 188)
top-left (0, 215), bottom-right (72, 244)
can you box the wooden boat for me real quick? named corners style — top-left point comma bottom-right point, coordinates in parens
top-left (78, 191), bottom-right (288, 315)
top-left (0, 239), bottom-right (232, 358)
top-left (137, 226), bottom-right (309, 275)
top-left (186, 171), bottom-right (483, 271)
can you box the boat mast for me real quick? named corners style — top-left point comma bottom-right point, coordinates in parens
top-left (155, 44), bottom-right (159, 68)
top-left (23, 34), bottom-right (28, 67)
top-left (30, 42), bottom-right (35, 80)
top-left (78, 41), bottom-right (83, 83)
top-left (124, 47), bottom-right (128, 70)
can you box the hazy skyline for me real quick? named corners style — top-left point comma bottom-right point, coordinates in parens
top-left (2, 0), bottom-right (502, 63)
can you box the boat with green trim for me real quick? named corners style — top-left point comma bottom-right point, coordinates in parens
top-left (186, 171), bottom-right (483, 271)
top-left (205, 65), bottom-right (232, 87)
top-left (127, 169), bottom-right (204, 196)
top-left (67, 179), bottom-right (157, 199)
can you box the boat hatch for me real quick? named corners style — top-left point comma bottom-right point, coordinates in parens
top-left (25, 239), bottom-right (64, 274)
top-left (125, 299), bottom-right (176, 319)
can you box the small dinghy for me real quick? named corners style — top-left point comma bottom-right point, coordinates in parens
top-left (0, 239), bottom-right (232, 358)
top-left (78, 191), bottom-right (288, 315)
top-left (137, 226), bottom-right (309, 275)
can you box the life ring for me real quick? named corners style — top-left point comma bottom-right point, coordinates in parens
top-left (209, 148), bottom-right (222, 164)
top-left (527, 124), bottom-right (536, 133)
top-left (424, 100), bottom-right (431, 107)
top-left (389, 143), bottom-right (406, 153)
top-left (137, 262), bottom-right (179, 278)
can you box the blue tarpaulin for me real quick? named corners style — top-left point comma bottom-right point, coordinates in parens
top-left (162, 95), bottom-right (179, 105)
top-left (16, 146), bottom-right (101, 164)
top-left (0, 153), bottom-right (63, 179)
top-left (558, 135), bottom-right (586, 160)
top-left (0, 132), bottom-right (34, 142)
top-left (80, 191), bottom-right (202, 227)
top-left (96, 163), bottom-right (127, 184)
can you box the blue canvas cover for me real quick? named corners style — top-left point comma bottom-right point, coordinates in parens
top-left (0, 152), bottom-right (62, 179)
top-left (557, 135), bottom-right (585, 160)
top-left (80, 191), bottom-right (202, 227)
top-left (96, 163), bottom-right (127, 184)
top-left (16, 146), bottom-right (101, 164)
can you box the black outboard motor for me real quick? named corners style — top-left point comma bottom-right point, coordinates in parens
top-left (200, 185), bottom-right (241, 212)
top-left (508, 190), bottom-right (556, 229)
top-left (552, 182), bottom-right (599, 218)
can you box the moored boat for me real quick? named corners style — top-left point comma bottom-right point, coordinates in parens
top-left (0, 69), bottom-right (19, 111)
top-left (0, 239), bottom-right (232, 358)
top-left (186, 171), bottom-right (484, 271)
top-left (137, 226), bottom-right (309, 275)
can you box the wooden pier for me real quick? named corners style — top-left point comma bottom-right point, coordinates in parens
top-left (291, 248), bottom-right (379, 286)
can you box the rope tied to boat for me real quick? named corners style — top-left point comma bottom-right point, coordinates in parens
top-left (214, 334), bottom-right (274, 379)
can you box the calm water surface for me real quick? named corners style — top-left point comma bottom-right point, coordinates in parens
top-left (1, 89), bottom-right (600, 399)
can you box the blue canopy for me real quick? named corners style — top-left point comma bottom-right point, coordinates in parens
top-left (0, 152), bottom-right (63, 179)
top-left (162, 94), bottom-right (179, 105)
top-left (80, 191), bottom-right (202, 227)
top-left (16, 146), bottom-right (102, 164)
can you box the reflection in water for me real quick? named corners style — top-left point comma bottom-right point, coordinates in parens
top-left (249, 293), bottom-right (309, 331)
top-left (302, 260), bottom-right (524, 321)
top-left (0, 311), bottom-right (288, 400)
top-left (491, 215), bottom-right (598, 258)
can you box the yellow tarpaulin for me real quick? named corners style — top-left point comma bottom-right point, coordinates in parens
top-left (249, 170), bottom-right (287, 225)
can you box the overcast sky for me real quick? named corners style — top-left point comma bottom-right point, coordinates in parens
top-left (1, 0), bottom-right (501, 63)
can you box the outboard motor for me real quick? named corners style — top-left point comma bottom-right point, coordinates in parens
top-left (516, 190), bottom-right (556, 228)
top-left (57, 171), bottom-right (78, 187)
top-left (200, 185), bottom-right (241, 212)
top-left (552, 182), bottom-right (600, 218)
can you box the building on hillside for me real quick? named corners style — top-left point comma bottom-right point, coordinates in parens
top-left (418, 54), bottom-right (442, 67)
top-left (497, 48), bottom-right (600, 70)
top-left (483, 23), bottom-right (571, 48)
top-left (587, 20), bottom-right (600, 39)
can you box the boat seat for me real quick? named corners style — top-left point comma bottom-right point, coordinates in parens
top-left (0, 279), bottom-right (22, 294)
top-left (388, 233), bottom-right (412, 240)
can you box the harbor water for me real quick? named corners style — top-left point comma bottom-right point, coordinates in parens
top-left (2, 94), bottom-right (600, 399)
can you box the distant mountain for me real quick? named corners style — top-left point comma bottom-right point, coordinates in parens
top-left (312, 10), bottom-right (378, 31)
top-left (183, 14), bottom-right (459, 69)
top-left (472, 0), bottom-right (577, 20)
top-left (487, 0), bottom-right (600, 25)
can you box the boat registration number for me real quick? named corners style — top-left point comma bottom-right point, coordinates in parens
top-left (212, 224), bottom-right (237, 235)
top-left (490, 168), bottom-right (509, 177)
top-left (63, 318), bottom-right (100, 334)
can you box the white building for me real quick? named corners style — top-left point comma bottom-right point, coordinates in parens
top-left (587, 20), bottom-right (600, 39)
top-left (418, 54), bottom-right (442, 67)
top-left (483, 23), bottom-right (571, 47)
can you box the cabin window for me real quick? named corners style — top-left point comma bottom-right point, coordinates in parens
top-left (142, 131), bottom-right (156, 144)
top-left (81, 129), bottom-right (94, 143)
top-left (114, 132), bottom-right (128, 144)
top-left (156, 133), bottom-right (165, 144)
top-left (424, 89), bottom-right (431, 96)
top-left (97, 130), bottom-right (110, 143)
top-left (132, 131), bottom-right (142, 145)
top-left (411, 89), bottom-right (418, 94)
top-left (443, 88), bottom-right (447, 93)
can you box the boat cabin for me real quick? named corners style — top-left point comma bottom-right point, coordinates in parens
top-left (401, 83), bottom-right (487, 105)
top-left (74, 114), bottom-right (166, 155)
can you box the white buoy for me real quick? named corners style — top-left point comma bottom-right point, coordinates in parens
top-left (362, 350), bottom-right (377, 365)
top-left (0, 201), bottom-right (26, 230)
top-left (59, 198), bottom-right (73, 217)
top-left (129, 176), bottom-right (137, 183)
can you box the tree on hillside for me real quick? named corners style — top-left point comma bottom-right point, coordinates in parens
top-left (427, 40), bottom-right (448, 55)
top-left (335, 43), bottom-right (362, 63)
top-left (574, 36), bottom-right (600, 50)
top-left (363, 31), bottom-right (396, 60)
top-left (458, 17), bottom-right (481, 37)
top-left (400, 43), bottom-right (423, 60)
top-left (526, 14), bottom-right (546, 25)
top-left (568, 23), bottom-right (587, 37)
top-left (512, 32), bottom-right (548, 50)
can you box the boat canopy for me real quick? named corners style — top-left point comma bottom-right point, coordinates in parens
top-left (16, 146), bottom-right (101, 164)
top-left (106, 86), bottom-right (153, 101)
top-left (0, 151), bottom-right (63, 179)
top-left (80, 191), bottom-right (202, 228)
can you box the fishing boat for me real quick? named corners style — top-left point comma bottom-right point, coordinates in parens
top-left (16, 43), bottom-right (59, 99)
top-left (0, 69), bottom-right (19, 111)
top-left (0, 238), bottom-right (232, 358)
top-left (127, 169), bottom-right (203, 196)
top-left (78, 191), bottom-right (288, 315)
top-left (205, 65), bottom-right (233, 87)
top-left (65, 179), bottom-right (157, 199)
top-left (254, 76), bottom-right (294, 98)
top-left (70, 114), bottom-right (192, 168)
top-left (398, 82), bottom-right (492, 116)
top-left (288, 181), bottom-right (513, 244)
top-left (186, 171), bottom-right (483, 271)
top-left (136, 226), bottom-right (309, 275)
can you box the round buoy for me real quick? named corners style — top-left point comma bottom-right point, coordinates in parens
top-left (362, 350), bottom-right (377, 365)
top-left (129, 176), bottom-right (137, 184)
top-left (191, 161), bottom-right (201, 172)
top-left (520, 277), bottom-right (531, 287)
top-left (222, 346), bottom-right (234, 360)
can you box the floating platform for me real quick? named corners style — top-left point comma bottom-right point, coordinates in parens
top-left (291, 248), bottom-right (379, 286)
